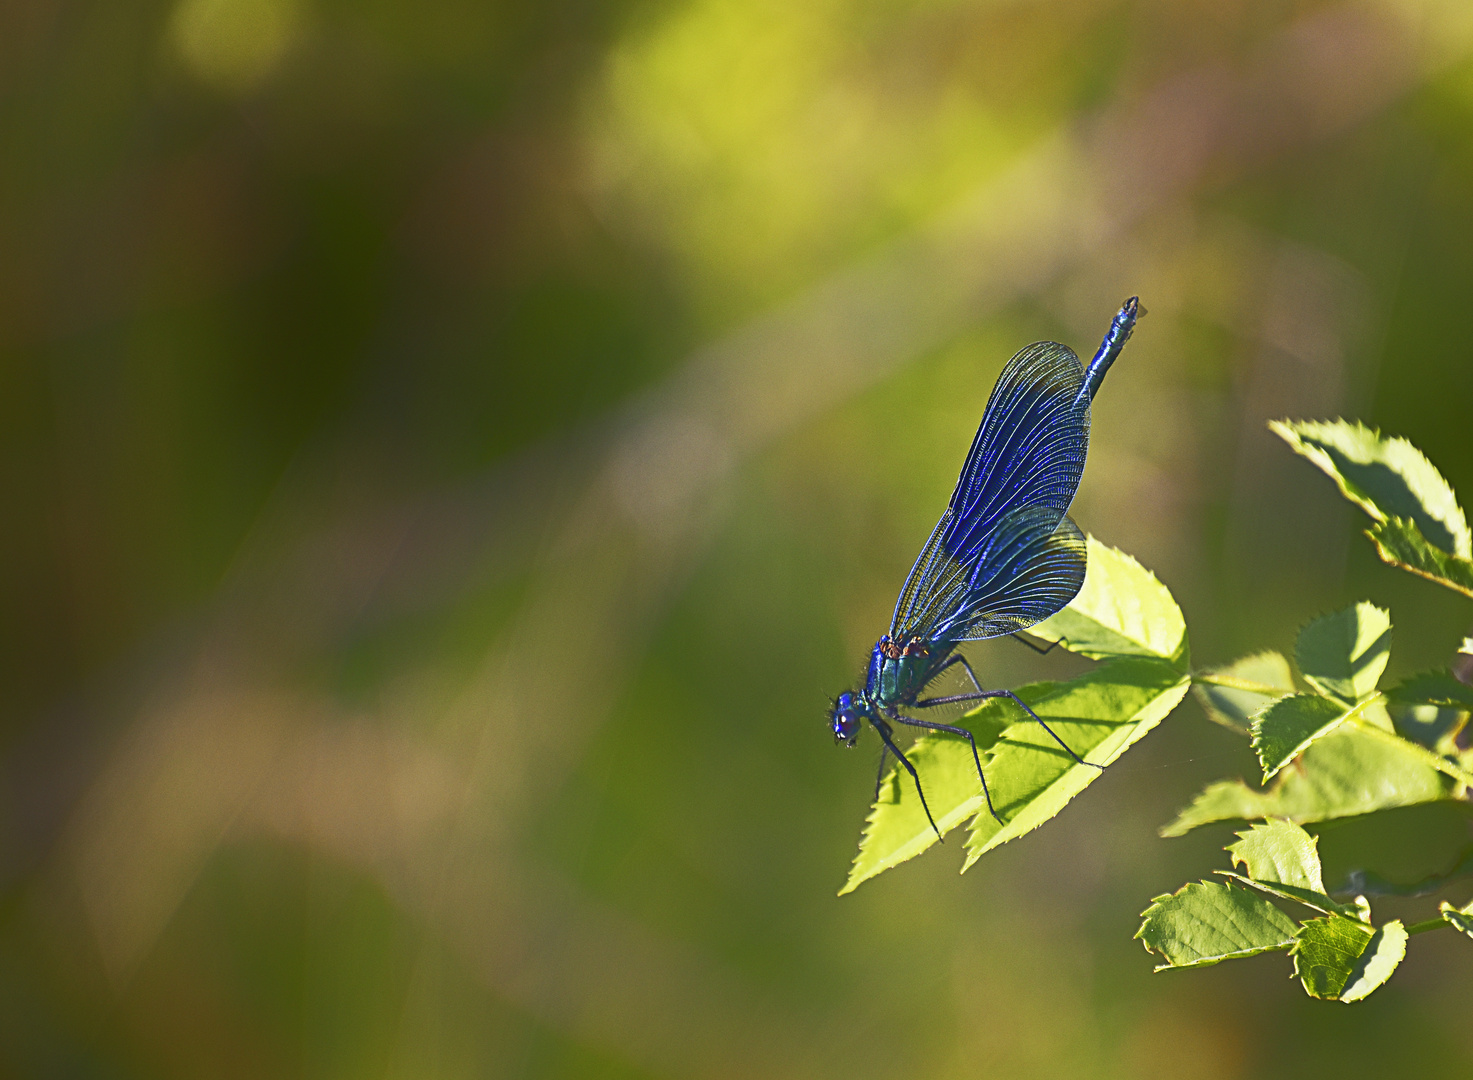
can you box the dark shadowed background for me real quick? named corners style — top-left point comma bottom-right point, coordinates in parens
top-left (3, 0), bottom-right (1473, 1076)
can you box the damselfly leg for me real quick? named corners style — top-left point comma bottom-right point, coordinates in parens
top-left (915, 687), bottom-right (1103, 775)
top-left (1008, 633), bottom-right (1062, 656)
top-left (930, 653), bottom-right (983, 692)
top-left (868, 717), bottom-right (942, 840)
top-left (887, 710), bottom-right (996, 826)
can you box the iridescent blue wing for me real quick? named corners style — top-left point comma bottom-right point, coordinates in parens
top-left (943, 341), bottom-right (1089, 559)
top-left (933, 507), bottom-right (1085, 642)
top-left (891, 341), bottom-right (1090, 640)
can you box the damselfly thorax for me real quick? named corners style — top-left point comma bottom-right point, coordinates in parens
top-left (867, 635), bottom-right (939, 709)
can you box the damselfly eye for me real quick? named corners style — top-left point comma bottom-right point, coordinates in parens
top-left (831, 693), bottom-right (861, 745)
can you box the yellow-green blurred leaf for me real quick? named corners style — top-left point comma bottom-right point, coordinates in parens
top-left (1160, 726), bottom-right (1453, 836)
top-left (1387, 669), bottom-right (1473, 710)
top-left (1029, 537), bottom-right (1188, 668)
top-left (1294, 603), bottom-right (1391, 704)
top-left (1227, 820), bottom-right (1326, 893)
top-left (1384, 669), bottom-right (1473, 751)
top-left (1250, 693), bottom-right (1355, 782)
top-left (1271, 419), bottom-right (1470, 557)
top-left (1193, 650), bottom-right (1295, 734)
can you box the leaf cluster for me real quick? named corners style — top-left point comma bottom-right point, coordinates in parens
top-left (1138, 820), bottom-right (1473, 1001)
top-left (1141, 420), bottom-right (1473, 1001)
top-left (1176, 603), bottom-right (1471, 836)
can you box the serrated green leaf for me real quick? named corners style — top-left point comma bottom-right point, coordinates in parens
top-left (1271, 419), bottom-right (1471, 557)
top-left (1135, 880), bottom-right (1298, 969)
top-left (1440, 899), bottom-right (1473, 939)
top-left (1292, 914), bottom-right (1407, 1001)
top-left (1228, 820), bottom-right (1325, 892)
top-left (1028, 537), bottom-right (1188, 668)
top-left (839, 690), bottom-right (1023, 894)
top-left (1193, 651), bottom-right (1295, 733)
top-left (1292, 916), bottom-right (1369, 998)
top-left (1250, 694), bottom-right (1356, 781)
top-left (959, 658), bottom-right (1189, 871)
top-left (1160, 726), bottom-right (1453, 836)
top-left (1295, 603), bottom-right (1392, 703)
top-left (1368, 517), bottom-right (1473, 599)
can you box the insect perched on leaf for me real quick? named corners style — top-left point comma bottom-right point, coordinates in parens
top-left (829, 298), bottom-right (1140, 838)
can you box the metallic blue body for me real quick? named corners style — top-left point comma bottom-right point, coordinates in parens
top-left (1080, 295), bottom-right (1139, 405)
top-left (830, 298), bottom-right (1140, 835)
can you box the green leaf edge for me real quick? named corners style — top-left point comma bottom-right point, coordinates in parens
top-left (1293, 602), bottom-right (1392, 705)
top-left (1367, 518), bottom-right (1473, 599)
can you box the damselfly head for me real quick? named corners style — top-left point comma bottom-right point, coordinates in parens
top-left (830, 692), bottom-right (862, 747)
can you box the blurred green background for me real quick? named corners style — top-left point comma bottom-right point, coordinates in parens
top-left (4, 0), bottom-right (1473, 1076)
